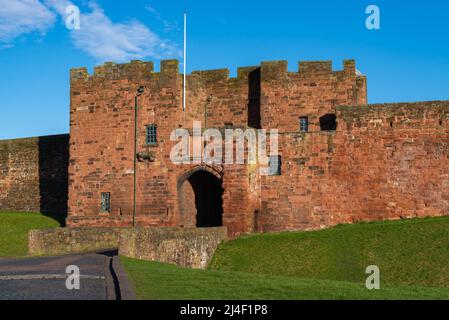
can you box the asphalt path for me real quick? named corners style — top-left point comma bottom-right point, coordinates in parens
top-left (0, 252), bottom-right (120, 300)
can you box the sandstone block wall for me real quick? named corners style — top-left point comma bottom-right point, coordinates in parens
top-left (28, 226), bottom-right (227, 269)
top-left (119, 226), bottom-right (228, 269)
top-left (260, 59), bottom-right (366, 132)
top-left (4, 58), bottom-right (449, 239)
top-left (28, 227), bottom-right (122, 256)
top-left (257, 59), bottom-right (367, 231)
top-left (67, 59), bottom-right (366, 237)
top-left (0, 135), bottom-right (69, 214)
top-left (331, 101), bottom-right (449, 223)
top-left (259, 101), bottom-right (449, 232)
top-left (68, 60), bottom-right (262, 236)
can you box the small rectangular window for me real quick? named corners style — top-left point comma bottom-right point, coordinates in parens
top-left (268, 155), bottom-right (281, 176)
top-left (299, 117), bottom-right (309, 132)
top-left (100, 192), bottom-right (111, 212)
top-left (146, 124), bottom-right (157, 144)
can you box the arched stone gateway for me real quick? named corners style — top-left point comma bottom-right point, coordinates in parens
top-left (177, 165), bottom-right (224, 228)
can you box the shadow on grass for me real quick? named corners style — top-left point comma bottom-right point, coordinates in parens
top-left (41, 212), bottom-right (67, 227)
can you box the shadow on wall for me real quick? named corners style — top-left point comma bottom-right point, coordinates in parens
top-left (38, 135), bottom-right (69, 226)
top-left (248, 68), bottom-right (261, 129)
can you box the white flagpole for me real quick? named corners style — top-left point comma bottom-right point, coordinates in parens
top-left (183, 13), bottom-right (187, 111)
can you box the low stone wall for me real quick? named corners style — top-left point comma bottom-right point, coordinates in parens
top-left (119, 227), bottom-right (228, 269)
top-left (28, 226), bottom-right (227, 269)
top-left (29, 227), bottom-right (122, 256)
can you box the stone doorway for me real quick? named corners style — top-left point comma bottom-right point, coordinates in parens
top-left (179, 168), bottom-right (224, 228)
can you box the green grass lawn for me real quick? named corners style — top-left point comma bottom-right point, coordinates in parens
top-left (121, 216), bottom-right (449, 299)
top-left (3, 210), bottom-right (449, 299)
top-left (209, 216), bottom-right (449, 288)
top-left (120, 257), bottom-right (449, 300)
top-left (0, 212), bottom-right (61, 257)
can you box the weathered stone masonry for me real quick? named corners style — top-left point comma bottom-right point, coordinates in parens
top-left (0, 135), bottom-right (69, 214)
top-left (66, 59), bottom-right (449, 236)
top-left (66, 59), bottom-right (370, 237)
top-left (260, 101), bottom-right (449, 232)
top-left (2, 58), bottom-right (449, 238)
top-left (28, 226), bottom-right (227, 269)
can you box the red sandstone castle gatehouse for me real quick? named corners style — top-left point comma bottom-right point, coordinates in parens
top-left (63, 58), bottom-right (449, 237)
top-left (2, 58), bottom-right (448, 237)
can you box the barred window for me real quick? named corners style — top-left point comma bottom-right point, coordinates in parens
top-left (100, 192), bottom-right (111, 212)
top-left (146, 124), bottom-right (157, 144)
top-left (268, 155), bottom-right (281, 176)
top-left (299, 117), bottom-right (309, 132)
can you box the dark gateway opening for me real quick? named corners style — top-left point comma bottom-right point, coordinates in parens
top-left (187, 170), bottom-right (224, 227)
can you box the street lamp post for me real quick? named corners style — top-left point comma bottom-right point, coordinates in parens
top-left (133, 86), bottom-right (145, 227)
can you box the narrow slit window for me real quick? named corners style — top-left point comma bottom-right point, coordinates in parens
top-left (268, 155), bottom-right (282, 176)
top-left (299, 117), bottom-right (309, 132)
top-left (100, 192), bottom-right (111, 212)
top-left (146, 124), bottom-right (157, 145)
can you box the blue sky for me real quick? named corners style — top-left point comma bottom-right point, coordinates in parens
top-left (0, 0), bottom-right (448, 139)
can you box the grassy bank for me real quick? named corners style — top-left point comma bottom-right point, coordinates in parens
top-left (4, 210), bottom-right (449, 299)
top-left (0, 212), bottom-right (61, 257)
top-left (209, 216), bottom-right (449, 288)
top-left (120, 257), bottom-right (449, 300)
top-left (122, 216), bottom-right (449, 299)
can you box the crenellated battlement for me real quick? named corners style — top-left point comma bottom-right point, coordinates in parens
top-left (69, 56), bottom-right (367, 136)
top-left (299, 60), bottom-right (333, 73)
top-left (93, 60), bottom-right (154, 78)
top-left (299, 59), bottom-right (356, 74)
top-left (190, 68), bottom-right (230, 83)
top-left (70, 58), bottom-right (363, 83)
top-left (258, 59), bottom-right (362, 81)
top-left (189, 66), bottom-right (262, 86)
top-left (70, 60), bottom-right (177, 81)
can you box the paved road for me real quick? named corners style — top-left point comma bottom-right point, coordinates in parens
top-left (0, 252), bottom-right (119, 300)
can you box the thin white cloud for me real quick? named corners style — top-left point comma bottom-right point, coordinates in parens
top-left (145, 5), bottom-right (179, 32)
top-left (0, 0), bottom-right (56, 45)
top-left (46, 0), bottom-right (180, 62)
